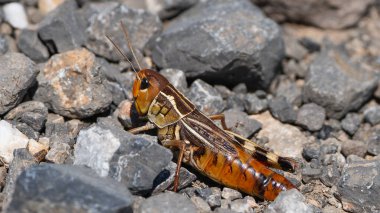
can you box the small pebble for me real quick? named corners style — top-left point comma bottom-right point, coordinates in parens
top-left (3, 3), bottom-right (29, 29)
top-left (221, 188), bottom-right (242, 201)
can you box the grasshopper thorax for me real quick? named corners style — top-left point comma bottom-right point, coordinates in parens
top-left (132, 69), bottom-right (169, 116)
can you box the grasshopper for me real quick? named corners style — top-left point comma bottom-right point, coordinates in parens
top-left (107, 22), bottom-right (297, 201)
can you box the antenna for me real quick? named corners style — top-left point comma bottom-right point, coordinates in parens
top-left (120, 21), bottom-right (142, 71)
top-left (105, 35), bottom-right (140, 80)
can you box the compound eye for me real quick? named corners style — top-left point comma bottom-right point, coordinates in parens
top-left (140, 78), bottom-right (149, 90)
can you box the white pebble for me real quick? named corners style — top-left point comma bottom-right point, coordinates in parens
top-left (0, 120), bottom-right (29, 164)
top-left (3, 3), bottom-right (29, 29)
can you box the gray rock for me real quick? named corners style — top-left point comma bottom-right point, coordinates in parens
top-left (191, 196), bottom-right (211, 212)
top-left (137, 192), bottom-right (197, 213)
top-left (38, 0), bottom-right (85, 53)
top-left (5, 101), bottom-right (48, 132)
top-left (221, 188), bottom-right (242, 201)
top-left (224, 109), bottom-right (262, 138)
top-left (368, 129), bottom-right (380, 156)
top-left (232, 83), bottom-right (247, 94)
top-left (187, 79), bottom-right (225, 115)
top-left (2, 149), bottom-right (37, 209)
top-left (320, 164), bottom-right (340, 187)
top-left (146, 0), bottom-right (198, 20)
top-left (244, 93), bottom-right (268, 114)
top-left (275, 77), bottom-right (302, 106)
top-left (269, 96), bottom-right (297, 123)
top-left (85, 2), bottom-right (162, 62)
top-left (0, 166), bottom-right (6, 190)
top-left (152, 162), bottom-right (196, 195)
top-left (17, 29), bottom-right (49, 62)
top-left (45, 122), bottom-right (75, 147)
top-left (341, 139), bottom-right (367, 158)
top-left (296, 103), bottom-right (326, 131)
top-left (149, 0), bottom-right (284, 89)
top-left (253, 0), bottom-right (373, 29)
top-left (13, 122), bottom-right (39, 141)
top-left (364, 105), bottom-right (380, 126)
top-left (34, 48), bottom-right (112, 118)
top-left (195, 188), bottom-right (213, 200)
top-left (230, 196), bottom-right (256, 213)
top-left (215, 85), bottom-right (234, 99)
top-left (302, 143), bottom-right (320, 161)
top-left (160, 68), bottom-right (188, 93)
top-left (225, 93), bottom-right (246, 111)
top-left (265, 189), bottom-right (314, 213)
top-left (45, 142), bottom-right (71, 164)
top-left (5, 164), bottom-right (134, 213)
top-left (0, 35), bottom-right (9, 55)
top-left (207, 194), bottom-right (222, 208)
top-left (303, 48), bottom-right (377, 119)
top-left (338, 159), bottom-right (380, 212)
top-left (0, 53), bottom-right (38, 115)
top-left (341, 113), bottom-right (362, 135)
top-left (214, 208), bottom-right (238, 213)
top-left (301, 166), bottom-right (322, 183)
top-left (74, 123), bottom-right (173, 194)
top-left (283, 34), bottom-right (308, 61)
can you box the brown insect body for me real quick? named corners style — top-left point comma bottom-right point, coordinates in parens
top-left (132, 69), bottom-right (296, 201)
top-left (106, 24), bottom-right (296, 201)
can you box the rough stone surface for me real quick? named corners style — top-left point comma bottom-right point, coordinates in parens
top-left (152, 162), bottom-right (196, 195)
top-left (146, 0), bottom-right (198, 20)
top-left (296, 103), bottom-right (326, 131)
top-left (223, 109), bottom-right (262, 138)
top-left (187, 79), bottom-right (225, 115)
top-left (150, 0), bottom-right (284, 89)
top-left (0, 121), bottom-right (31, 164)
top-left (85, 2), bottom-right (162, 61)
top-left (17, 29), bottom-right (49, 62)
top-left (0, 52), bottom-right (38, 115)
top-left (341, 113), bottom-right (361, 136)
top-left (160, 68), bottom-right (188, 93)
top-left (364, 105), bottom-right (380, 126)
top-left (38, 0), bottom-right (86, 53)
top-left (244, 93), bottom-right (268, 114)
top-left (266, 189), bottom-right (314, 213)
top-left (221, 188), bottom-right (243, 201)
top-left (34, 48), bottom-right (112, 118)
top-left (137, 192), bottom-right (197, 213)
top-left (5, 164), bottom-right (134, 213)
top-left (303, 48), bottom-right (377, 119)
top-left (2, 149), bottom-right (37, 209)
top-left (251, 111), bottom-right (309, 159)
top-left (191, 196), bottom-right (211, 212)
top-left (269, 96), bottom-right (297, 123)
top-left (341, 139), bottom-right (367, 158)
top-left (253, 0), bottom-right (374, 29)
top-left (230, 196), bottom-right (257, 213)
top-left (5, 101), bottom-right (48, 132)
top-left (275, 77), bottom-right (302, 106)
top-left (338, 159), bottom-right (380, 212)
top-left (74, 122), bottom-right (172, 194)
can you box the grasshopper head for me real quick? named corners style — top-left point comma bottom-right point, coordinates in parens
top-left (132, 69), bottom-right (169, 116)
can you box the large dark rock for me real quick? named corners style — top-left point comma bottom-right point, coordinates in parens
top-left (252, 0), bottom-right (374, 29)
top-left (149, 0), bottom-right (284, 89)
top-left (0, 53), bottom-right (38, 115)
top-left (85, 2), bottom-right (162, 61)
top-left (33, 48), bottom-right (112, 118)
top-left (338, 159), bottom-right (380, 212)
top-left (38, 0), bottom-right (86, 53)
top-left (74, 122), bottom-right (173, 195)
top-left (303, 48), bottom-right (377, 119)
top-left (268, 96), bottom-right (297, 123)
top-left (5, 164), bottom-right (134, 213)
